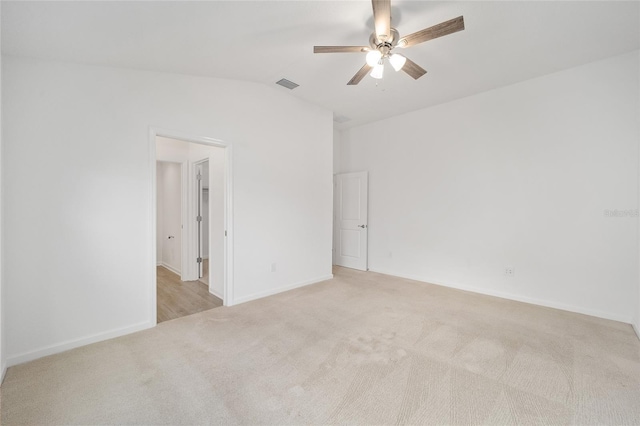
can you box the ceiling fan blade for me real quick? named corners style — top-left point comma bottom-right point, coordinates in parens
top-left (372, 0), bottom-right (392, 43)
top-left (402, 57), bottom-right (427, 80)
top-left (314, 46), bottom-right (369, 54)
top-left (347, 63), bottom-right (373, 85)
top-left (398, 16), bottom-right (465, 48)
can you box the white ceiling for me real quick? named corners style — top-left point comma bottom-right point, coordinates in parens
top-left (3, 1), bottom-right (639, 129)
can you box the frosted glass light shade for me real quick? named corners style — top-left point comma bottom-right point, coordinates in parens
top-left (370, 62), bottom-right (384, 79)
top-left (366, 50), bottom-right (383, 67)
top-left (389, 53), bottom-right (407, 71)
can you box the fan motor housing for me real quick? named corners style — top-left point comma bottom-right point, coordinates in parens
top-left (370, 28), bottom-right (400, 51)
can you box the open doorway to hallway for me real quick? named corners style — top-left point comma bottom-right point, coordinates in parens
top-left (154, 134), bottom-right (229, 323)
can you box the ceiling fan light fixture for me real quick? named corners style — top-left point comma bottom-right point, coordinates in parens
top-left (312, 0), bottom-right (465, 86)
top-left (370, 61), bottom-right (384, 79)
top-left (389, 53), bottom-right (407, 71)
top-left (365, 50), bottom-right (383, 67)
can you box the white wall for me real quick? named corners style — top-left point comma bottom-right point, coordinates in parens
top-left (0, 0), bottom-right (5, 383)
top-left (637, 110), bottom-right (640, 338)
top-left (333, 126), bottom-right (342, 176)
top-left (208, 149), bottom-right (225, 298)
top-left (338, 51), bottom-right (639, 323)
top-left (158, 162), bottom-right (182, 273)
top-left (3, 56), bottom-right (333, 365)
top-left (332, 126), bottom-right (342, 265)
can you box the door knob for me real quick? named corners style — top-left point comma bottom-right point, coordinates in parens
top-left (358, 224), bottom-right (367, 228)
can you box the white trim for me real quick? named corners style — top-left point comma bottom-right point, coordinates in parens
top-left (208, 288), bottom-right (223, 300)
top-left (633, 322), bottom-right (640, 341)
top-left (6, 321), bottom-right (153, 367)
top-left (332, 174), bottom-right (337, 266)
top-left (148, 129), bottom-right (158, 328)
top-left (150, 127), bottom-right (234, 312)
top-left (160, 263), bottom-right (181, 276)
top-left (368, 268), bottom-right (633, 324)
top-left (180, 161), bottom-right (189, 282)
top-left (233, 274), bottom-right (334, 306)
top-left (224, 144), bottom-right (234, 306)
top-left (156, 262), bottom-right (162, 266)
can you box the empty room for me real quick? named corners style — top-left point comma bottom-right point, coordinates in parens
top-left (0, 1), bottom-right (639, 424)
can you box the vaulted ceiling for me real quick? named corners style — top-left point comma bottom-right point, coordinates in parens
top-left (3, 1), bottom-right (639, 128)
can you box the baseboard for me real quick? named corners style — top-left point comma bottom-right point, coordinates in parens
top-left (233, 274), bottom-right (334, 305)
top-left (160, 262), bottom-right (181, 276)
top-left (368, 268), bottom-right (632, 324)
top-left (156, 262), bottom-right (162, 266)
top-left (209, 288), bottom-right (223, 300)
top-left (6, 320), bottom-right (153, 367)
top-left (633, 321), bottom-right (640, 341)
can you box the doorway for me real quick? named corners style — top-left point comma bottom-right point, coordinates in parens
top-left (151, 128), bottom-right (233, 325)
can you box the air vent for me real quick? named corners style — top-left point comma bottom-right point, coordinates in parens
top-left (276, 78), bottom-right (299, 90)
top-left (333, 114), bottom-right (351, 124)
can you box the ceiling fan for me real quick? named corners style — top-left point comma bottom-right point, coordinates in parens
top-left (314, 0), bottom-right (465, 85)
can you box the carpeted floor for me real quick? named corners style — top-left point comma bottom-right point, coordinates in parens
top-left (2, 266), bottom-right (639, 425)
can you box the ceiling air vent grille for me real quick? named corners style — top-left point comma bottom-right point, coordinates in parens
top-left (276, 78), bottom-right (299, 90)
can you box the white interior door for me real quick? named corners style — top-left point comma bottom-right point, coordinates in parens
top-left (196, 164), bottom-right (204, 279)
top-left (334, 171), bottom-right (368, 271)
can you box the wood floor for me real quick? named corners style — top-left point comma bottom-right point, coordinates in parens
top-left (157, 265), bottom-right (222, 323)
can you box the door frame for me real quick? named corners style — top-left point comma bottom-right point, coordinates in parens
top-left (333, 171), bottom-right (369, 271)
top-left (149, 127), bottom-right (235, 327)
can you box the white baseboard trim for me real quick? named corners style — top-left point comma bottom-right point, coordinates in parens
top-left (233, 274), bottom-right (334, 306)
top-left (160, 262), bottom-right (181, 276)
top-left (368, 268), bottom-right (632, 324)
top-left (209, 288), bottom-right (223, 300)
top-left (6, 320), bottom-right (153, 368)
top-left (156, 261), bottom-right (162, 266)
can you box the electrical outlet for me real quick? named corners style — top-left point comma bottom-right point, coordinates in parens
top-left (505, 266), bottom-right (515, 277)
top-left (271, 263), bottom-right (277, 273)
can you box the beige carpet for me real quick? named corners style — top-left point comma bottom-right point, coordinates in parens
top-left (2, 266), bottom-right (639, 425)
